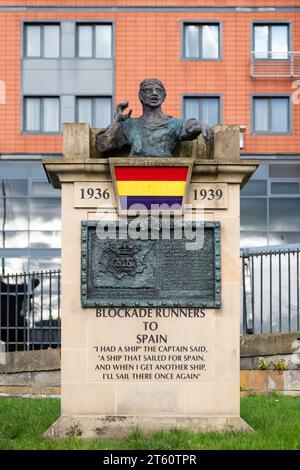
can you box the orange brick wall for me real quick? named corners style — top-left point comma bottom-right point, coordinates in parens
top-left (0, 1), bottom-right (300, 155)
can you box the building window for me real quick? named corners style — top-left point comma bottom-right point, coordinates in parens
top-left (253, 23), bottom-right (289, 59)
top-left (24, 24), bottom-right (60, 58)
top-left (76, 24), bottom-right (112, 58)
top-left (24, 97), bottom-right (60, 133)
top-left (183, 23), bottom-right (220, 59)
top-left (0, 160), bottom-right (61, 275)
top-left (76, 97), bottom-right (112, 128)
top-left (240, 161), bottom-right (300, 248)
top-left (252, 97), bottom-right (290, 134)
top-left (183, 96), bottom-right (221, 127)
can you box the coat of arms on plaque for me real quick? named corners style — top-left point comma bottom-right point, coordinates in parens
top-left (98, 241), bottom-right (153, 280)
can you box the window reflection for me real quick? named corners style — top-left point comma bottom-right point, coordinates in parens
top-left (241, 162), bottom-right (300, 249)
top-left (271, 98), bottom-right (289, 133)
top-left (3, 231), bottom-right (29, 248)
top-left (253, 98), bottom-right (268, 132)
top-left (184, 97), bottom-right (220, 126)
top-left (43, 25), bottom-right (60, 59)
top-left (25, 25), bottom-right (41, 57)
top-left (29, 257), bottom-right (61, 272)
top-left (77, 97), bottom-right (112, 128)
top-left (30, 231), bottom-right (61, 249)
top-left (185, 25), bottom-right (200, 58)
top-left (253, 97), bottom-right (289, 133)
top-left (0, 161), bottom-right (62, 274)
top-left (2, 258), bottom-right (29, 275)
top-left (77, 24), bottom-right (112, 59)
top-left (0, 180), bottom-right (28, 197)
top-left (24, 97), bottom-right (60, 133)
top-left (202, 25), bottom-right (219, 59)
top-left (95, 25), bottom-right (112, 59)
top-left (25, 24), bottom-right (60, 58)
top-left (254, 24), bottom-right (289, 59)
top-left (241, 180), bottom-right (267, 196)
top-left (240, 232), bottom-right (268, 248)
top-left (31, 182), bottom-right (59, 197)
top-left (29, 198), bottom-right (61, 230)
top-left (271, 25), bottom-right (288, 59)
top-left (269, 199), bottom-right (300, 231)
top-left (240, 198), bottom-right (267, 230)
top-left (1, 198), bottom-right (29, 230)
top-left (254, 25), bottom-right (268, 58)
top-left (269, 232), bottom-right (300, 245)
top-left (270, 164), bottom-right (300, 178)
top-left (30, 295), bottom-right (60, 322)
top-left (271, 182), bottom-right (299, 194)
top-left (184, 23), bottom-right (220, 59)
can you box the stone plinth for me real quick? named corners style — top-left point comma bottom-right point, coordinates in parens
top-left (43, 124), bottom-right (258, 438)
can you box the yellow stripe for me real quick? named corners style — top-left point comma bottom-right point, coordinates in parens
top-left (116, 180), bottom-right (186, 196)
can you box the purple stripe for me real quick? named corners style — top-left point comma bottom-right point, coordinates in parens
top-left (120, 196), bottom-right (183, 210)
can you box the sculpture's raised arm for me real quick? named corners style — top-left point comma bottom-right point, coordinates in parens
top-left (96, 101), bottom-right (132, 154)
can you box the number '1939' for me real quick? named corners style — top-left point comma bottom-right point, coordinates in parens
top-left (193, 188), bottom-right (223, 201)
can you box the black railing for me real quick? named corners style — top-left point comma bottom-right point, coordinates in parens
top-left (241, 246), bottom-right (300, 335)
top-left (0, 270), bottom-right (61, 352)
top-left (1, 247), bottom-right (300, 351)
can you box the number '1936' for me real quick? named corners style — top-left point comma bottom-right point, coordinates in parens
top-left (80, 188), bottom-right (110, 200)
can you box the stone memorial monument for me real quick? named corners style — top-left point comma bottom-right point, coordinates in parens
top-left (44, 79), bottom-right (258, 438)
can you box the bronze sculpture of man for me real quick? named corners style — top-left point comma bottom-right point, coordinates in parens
top-left (96, 78), bottom-right (213, 158)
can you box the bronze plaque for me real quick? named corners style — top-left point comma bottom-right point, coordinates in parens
top-left (81, 220), bottom-right (221, 308)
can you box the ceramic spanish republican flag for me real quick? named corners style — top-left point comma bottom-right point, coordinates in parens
top-left (110, 158), bottom-right (193, 214)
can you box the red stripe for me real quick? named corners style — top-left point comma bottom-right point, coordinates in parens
top-left (115, 166), bottom-right (189, 181)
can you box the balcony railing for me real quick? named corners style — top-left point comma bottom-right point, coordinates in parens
top-left (250, 51), bottom-right (300, 77)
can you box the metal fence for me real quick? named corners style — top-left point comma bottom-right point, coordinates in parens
top-left (0, 270), bottom-right (61, 352)
top-left (1, 247), bottom-right (300, 351)
top-left (241, 246), bottom-right (300, 335)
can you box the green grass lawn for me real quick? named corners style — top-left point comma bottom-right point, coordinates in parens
top-left (0, 394), bottom-right (299, 450)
